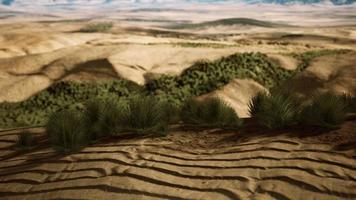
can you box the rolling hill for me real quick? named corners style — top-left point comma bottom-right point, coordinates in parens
top-left (168, 18), bottom-right (288, 29)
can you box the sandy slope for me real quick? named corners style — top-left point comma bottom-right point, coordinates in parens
top-left (289, 51), bottom-right (356, 97)
top-left (0, 120), bottom-right (355, 200)
top-left (198, 79), bottom-right (267, 118)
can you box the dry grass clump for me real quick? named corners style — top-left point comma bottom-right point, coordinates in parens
top-left (181, 97), bottom-right (243, 129)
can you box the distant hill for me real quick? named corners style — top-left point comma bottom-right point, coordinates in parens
top-left (245, 0), bottom-right (355, 5)
top-left (1, 0), bottom-right (355, 6)
top-left (168, 18), bottom-right (289, 29)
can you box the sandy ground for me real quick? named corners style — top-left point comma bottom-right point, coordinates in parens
top-left (0, 119), bottom-right (355, 200)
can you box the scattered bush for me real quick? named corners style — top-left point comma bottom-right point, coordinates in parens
top-left (46, 109), bottom-right (89, 153)
top-left (80, 22), bottom-right (113, 32)
top-left (16, 131), bottom-right (36, 150)
top-left (300, 92), bottom-right (347, 129)
top-left (181, 97), bottom-right (243, 129)
top-left (249, 90), bottom-right (300, 129)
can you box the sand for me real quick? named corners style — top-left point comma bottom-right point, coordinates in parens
top-left (0, 119), bottom-right (355, 200)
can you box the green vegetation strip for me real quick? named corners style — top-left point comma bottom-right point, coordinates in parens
top-left (0, 49), bottom-right (350, 128)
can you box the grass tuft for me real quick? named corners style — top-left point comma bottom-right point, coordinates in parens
top-left (46, 109), bottom-right (89, 153)
top-left (249, 90), bottom-right (300, 129)
top-left (300, 92), bottom-right (347, 129)
top-left (119, 95), bottom-right (170, 136)
top-left (181, 97), bottom-right (243, 129)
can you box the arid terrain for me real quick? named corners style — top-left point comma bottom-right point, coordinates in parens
top-left (0, 3), bottom-right (356, 200)
top-left (1, 119), bottom-right (356, 199)
top-left (1, 18), bottom-right (355, 113)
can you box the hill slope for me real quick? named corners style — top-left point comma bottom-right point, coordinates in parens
top-left (169, 18), bottom-right (287, 29)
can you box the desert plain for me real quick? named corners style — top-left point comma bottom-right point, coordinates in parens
top-left (0, 3), bottom-right (356, 200)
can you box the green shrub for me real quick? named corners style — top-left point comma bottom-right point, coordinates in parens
top-left (146, 53), bottom-right (292, 104)
top-left (0, 80), bottom-right (140, 129)
top-left (80, 22), bottom-right (113, 32)
top-left (181, 97), bottom-right (243, 129)
top-left (16, 131), bottom-right (36, 150)
top-left (118, 95), bottom-right (170, 136)
top-left (46, 109), bottom-right (89, 153)
top-left (249, 90), bottom-right (300, 129)
top-left (300, 92), bottom-right (347, 129)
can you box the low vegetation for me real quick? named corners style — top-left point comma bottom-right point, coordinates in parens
top-left (79, 22), bottom-right (113, 32)
top-left (0, 80), bottom-right (140, 128)
top-left (83, 98), bottom-right (118, 141)
top-left (249, 89), bottom-right (353, 129)
top-left (300, 92), bottom-right (348, 129)
top-left (249, 90), bottom-right (300, 129)
top-left (147, 52), bottom-right (292, 104)
top-left (181, 98), bottom-right (243, 129)
top-left (46, 109), bottom-right (90, 153)
top-left (117, 95), bottom-right (171, 136)
top-left (0, 50), bottom-right (351, 129)
top-left (45, 96), bottom-right (241, 153)
top-left (15, 89), bottom-right (354, 154)
top-left (172, 42), bottom-right (235, 48)
top-left (16, 131), bottom-right (36, 150)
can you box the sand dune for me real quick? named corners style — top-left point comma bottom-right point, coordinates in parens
top-left (198, 79), bottom-right (267, 118)
top-left (289, 51), bottom-right (356, 96)
top-left (0, 120), bottom-right (355, 200)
